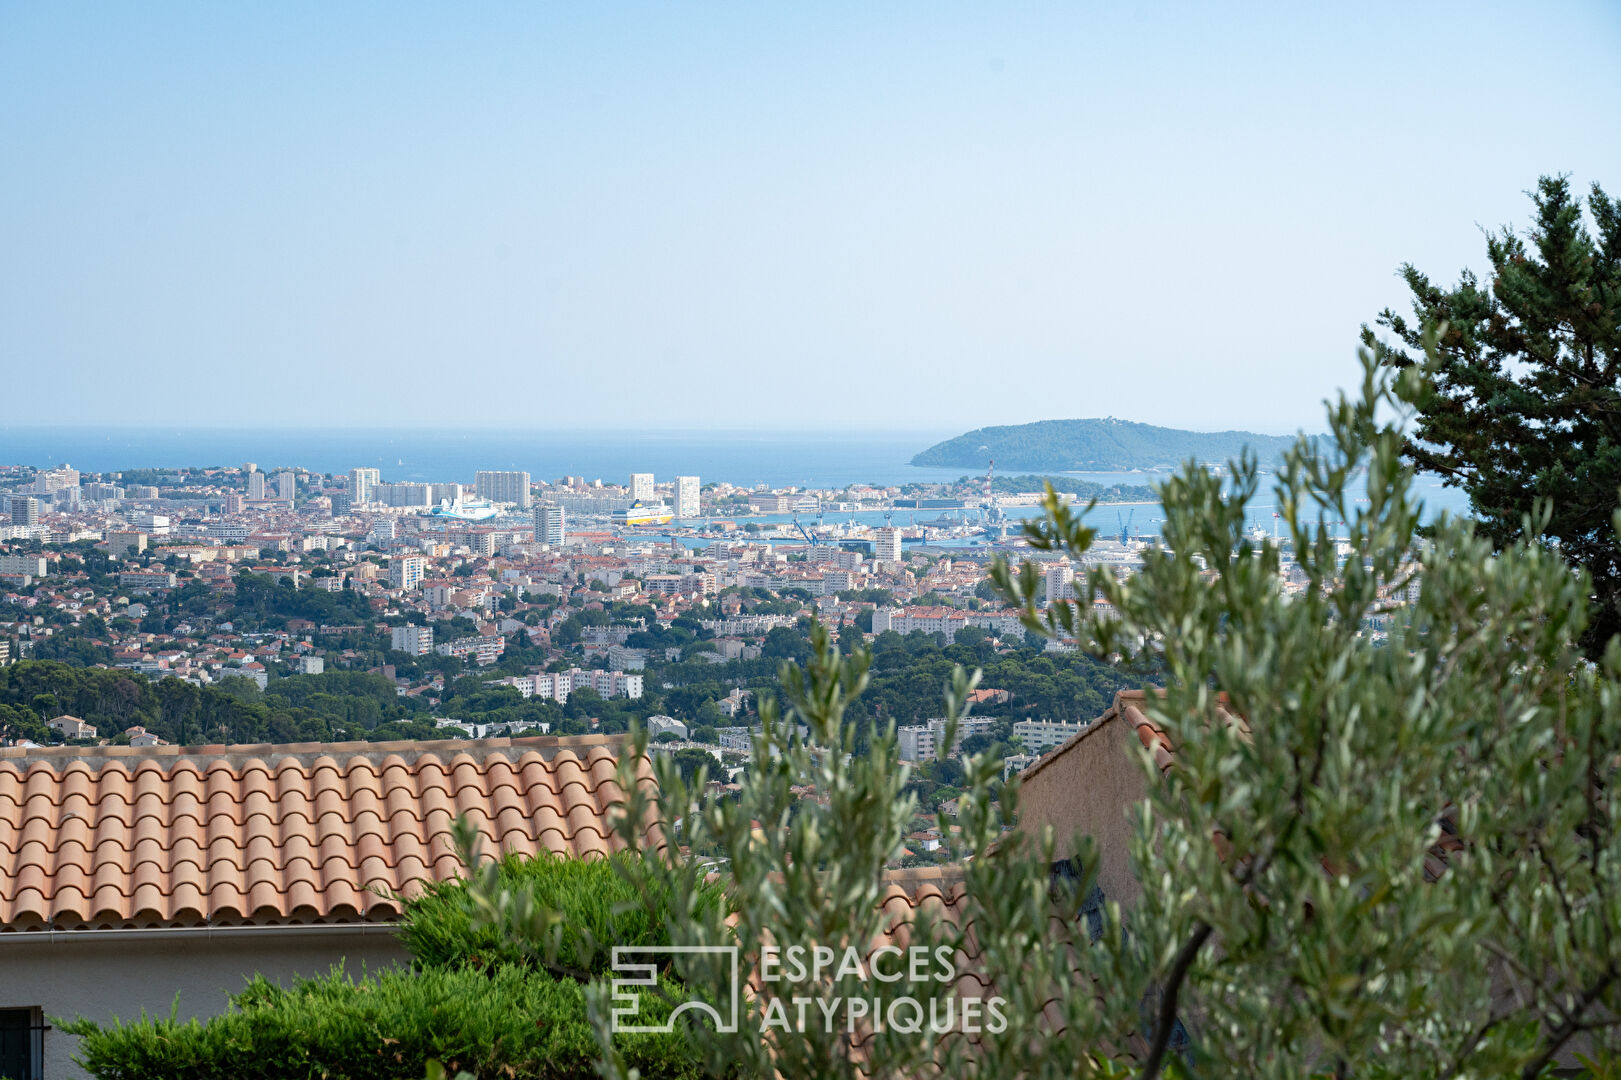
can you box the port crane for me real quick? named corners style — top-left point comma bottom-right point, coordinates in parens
top-left (1116, 509), bottom-right (1134, 545)
top-left (791, 513), bottom-right (823, 547)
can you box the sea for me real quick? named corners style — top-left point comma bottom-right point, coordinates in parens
top-left (0, 426), bottom-right (1473, 542)
top-left (0, 427), bottom-right (969, 489)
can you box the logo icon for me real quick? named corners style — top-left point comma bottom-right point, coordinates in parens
top-left (610, 945), bottom-right (741, 1033)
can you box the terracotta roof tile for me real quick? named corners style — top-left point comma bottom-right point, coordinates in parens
top-left (0, 734), bottom-right (644, 931)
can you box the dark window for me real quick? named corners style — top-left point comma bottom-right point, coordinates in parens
top-left (1078, 883), bottom-right (1107, 943)
top-left (1052, 860), bottom-right (1194, 1064)
top-left (1049, 857), bottom-right (1107, 942)
top-left (0, 1007), bottom-right (44, 1080)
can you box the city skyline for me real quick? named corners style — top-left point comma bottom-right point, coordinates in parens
top-left (4, 3), bottom-right (1618, 434)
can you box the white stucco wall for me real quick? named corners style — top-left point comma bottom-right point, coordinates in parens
top-left (0, 927), bottom-right (412, 1079)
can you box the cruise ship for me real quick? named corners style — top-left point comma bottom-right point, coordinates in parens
top-left (612, 501), bottom-right (675, 527)
top-left (429, 497), bottom-right (499, 522)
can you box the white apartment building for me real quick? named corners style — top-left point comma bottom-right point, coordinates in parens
top-left (9, 496), bottom-right (41, 527)
top-left (33, 466), bottom-right (79, 492)
top-left (896, 725), bottom-right (934, 763)
top-left (349, 467), bottom-right (380, 506)
top-left (808, 548), bottom-right (864, 570)
top-left (675, 475), bottom-right (700, 519)
top-left (897, 716), bottom-right (998, 761)
top-left (275, 471), bottom-right (296, 501)
top-left (118, 571), bottom-right (177, 592)
top-left (427, 483), bottom-right (463, 505)
top-left (716, 726), bottom-right (756, 751)
top-left (630, 473), bottom-right (655, 502)
top-left (517, 668), bottom-right (644, 703)
top-left (475, 471), bottom-right (531, 508)
top-left (646, 715), bottom-right (688, 740)
top-left (642, 574), bottom-right (683, 596)
top-left (373, 483), bottom-right (430, 508)
top-left (606, 644), bottom-right (647, 671)
top-left (871, 606), bottom-right (1024, 637)
top-left (700, 613), bottom-right (798, 636)
top-left (390, 625), bottom-right (434, 656)
top-left (1002, 753), bottom-right (1038, 779)
top-left (1013, 718), bottom-right (1090, 754)
top-left (822, 569), bottom-right (855, 591)
top-left (0, 556), bottom-right (49, 577)
top-left (434, 635), bottom-right (506, 666)
top-left (873, 527), bottom-right (902, 563)
top-left (104, 532), bottom-right (146, 557)
top-left (246, 471), bottom-right (266, 500)
top-left (1045, 562), bottom-right (1075, 604)
top-left (388, 555), bottom-right (426, 590)
top-left (533, 503), bottom-right (565, 546)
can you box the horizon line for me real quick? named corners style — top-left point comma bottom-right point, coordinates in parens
top-left (0, 420), bottom-right (1315, 437)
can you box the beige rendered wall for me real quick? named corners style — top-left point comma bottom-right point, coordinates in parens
top-left (1016, 713), bottom-right (1150, 907)
top-left (0, 929), bottom-right (412, 1079)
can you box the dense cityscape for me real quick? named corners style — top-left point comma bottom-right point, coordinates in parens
top-left (0, 455), bottom-right (1388, 824)
top-left (4, 3), bottom-right (1617, 1078)
top-left (0, 460), bottom-right (1160, 756)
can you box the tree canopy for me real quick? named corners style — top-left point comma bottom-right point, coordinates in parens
top-left (458, 349), bottom-right (1621, 1078)
top-left (1366, 173), bottom-right (1621, 658)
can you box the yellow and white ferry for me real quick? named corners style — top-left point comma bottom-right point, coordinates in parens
top-left (612, 501), bottom-right (675, 527)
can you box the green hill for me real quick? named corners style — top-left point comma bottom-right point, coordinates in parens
top-left (911, 418), bottom-right (1304, 472)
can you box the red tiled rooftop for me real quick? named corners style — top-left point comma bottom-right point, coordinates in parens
top-left (0, 734), bottom-right (652, 932)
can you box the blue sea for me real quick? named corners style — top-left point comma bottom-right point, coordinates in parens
top-left (0, 426), bottom-right (1472, 538)
top-left (0, 427), bottom-right (971, 489)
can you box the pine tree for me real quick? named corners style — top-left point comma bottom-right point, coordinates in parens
top-left (1364, 174), bottom-right (1621, 658)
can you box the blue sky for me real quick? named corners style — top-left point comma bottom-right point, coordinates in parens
top-left (3, 3), bottom-right (1618, 433)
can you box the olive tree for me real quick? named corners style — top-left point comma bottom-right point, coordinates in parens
top-left (993, 346), bottom-right (1621, 1077)
top-left (461, 347), bottom-right (1621, 1078)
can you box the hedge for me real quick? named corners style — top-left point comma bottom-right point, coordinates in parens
top-left (58, 852), bottom-right (724, 1079)
top-left (61, 963), bottom-right (702, 1080)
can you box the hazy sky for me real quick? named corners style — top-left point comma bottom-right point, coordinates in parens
top-left (4, 3), bottom-right (1618, 433)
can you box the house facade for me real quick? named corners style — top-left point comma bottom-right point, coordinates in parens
top-left (44, 716), bottom-right (96, 740)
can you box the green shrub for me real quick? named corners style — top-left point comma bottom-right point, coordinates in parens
top-left (61, 963), bottom-right (702, 1080)
top-left (61, 852), bottom-right (724, 1079)
top-left (398, 850), bottom-right (720, 976)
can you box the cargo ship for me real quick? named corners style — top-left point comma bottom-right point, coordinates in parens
top-left (612, 501), bottom-right (675, 527)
